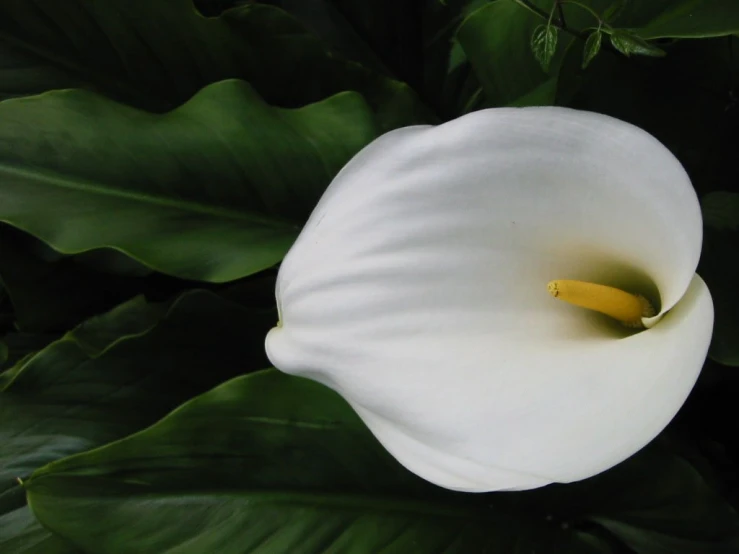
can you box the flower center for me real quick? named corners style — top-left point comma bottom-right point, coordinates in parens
top-left (547, 280), bottom-right (656, 328)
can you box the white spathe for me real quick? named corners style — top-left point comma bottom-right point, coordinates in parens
top-left (265, 107), bottom-right (714, 492)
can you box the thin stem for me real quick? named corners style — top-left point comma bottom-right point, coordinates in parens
top-left (556, 0), bottom-right (567, 28)
top-left (560, 0), bottom-right (606, 28)
top-left (513, 0), bottom-right (588, 41)
top-left (512, 0), bottom-right (550, 20)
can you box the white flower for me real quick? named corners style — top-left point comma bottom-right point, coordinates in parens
top-left (265, 107), bottom-right (713, 492)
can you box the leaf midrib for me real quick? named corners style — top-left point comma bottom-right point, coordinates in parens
top-left (0, 162), bottom-right (296, 230)
top-left (28, 485), bottom-right (512, 523)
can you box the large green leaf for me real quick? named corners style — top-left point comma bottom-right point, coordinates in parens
top-left (422, 0), bottom-right (493, 118)
top-left (0, 42), bottom-right (85, 102)
top-left (620, 1), bottom-right (739, 39)
top-left (0, 225), bottom-right (156, 333)
top-left (0, 487), bottom-right (80, 554)
top-left (457, 0), bottom-right (557, 106)
top-left (258, 0), bottom-right (400, 77)
top-left (700, 192), bottom-right (739, 367)
top-left (1, 291), bottom-right (274, 552)
top-left (25, 370), bottom-right (739, 553)
top-left (0, 80), bottom-right (377, 282)
top-left (260, 0), bottom-right (487, 119)
top-left (24, 370), bottom-right (612, 554)
top-left (520, 438), bottom-right (739, 553)
top-left (455, 0), bottom-right (610, 107)
top-left (0, 1), bottom-right (428, 129)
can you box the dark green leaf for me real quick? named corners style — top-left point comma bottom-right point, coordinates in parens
top-left (703, 192), bottom-right (739, 231)
top-left (0, 333), bottom-right (58, 372)
top-left (25, 370), bottom-right (615, 554)
top-left (0, 80), bottom-right (378, 282)
top-left (629, 0), bottom-right (739, 39)
top-left (1, 290), bottom-right (272, 488)
top-left (513, 439), bottom-right (739, 553)
top-left (609, 30), bottom-right (666, 57)
top-left (0, 226), bottom-right (154, 333)
top-left (0, 487), bottom-right (80, 554)
top-left (0, 2), bottom-right (428, 129)
top-left (1, 291), bottom-right (274, 552)
top-left (583, 30), bottom-right (603, 68)
top-left (700, 192), bottom-right (739, 367)
top-left (457, 0), bottom-right (609, 107)
top-left (458, 0), bottom-right (558, 106)
top-left (531, 24), bottom-right (559, 72)
top-left (421, 0), bottom-right (492, 119)
top-left (0, 42), bottom-right (85, 102)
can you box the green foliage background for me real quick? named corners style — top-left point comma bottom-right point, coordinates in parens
top-left (1, 1), bottom-right (739, 552)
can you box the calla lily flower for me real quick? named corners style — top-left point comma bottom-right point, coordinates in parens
top-left (265, 107), bottom-right (713, 492)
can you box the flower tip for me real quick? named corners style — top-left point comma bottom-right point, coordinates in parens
top-left (547, 281), bottom-right (560, 298)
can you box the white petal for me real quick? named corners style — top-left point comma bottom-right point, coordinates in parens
top-left (350, 276), bottom-right (712, 491)
top-left (266, 107), bottom-right (710, 491)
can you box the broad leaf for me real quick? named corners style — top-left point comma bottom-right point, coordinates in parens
top-left (260, 0), bottom-right (418, 83)
top-left (0, 226), bottom-right (159, 333)
top-left (0, 1), bottom-right (427, 129)
top-left (0, 291), bottom-right (273, 552)
top-left (0, 332), bottom-right (58, 372)
top-left (457, 0), bottom-right (558, 106)
top-left (0, 42), bottom-right (85, 102)
top-left (1, 291), bottom-right (272, 490)
top-left (0, 80), bottom-right (378, 282)
top-left (700, 192), bottom-right (739, 366)
top-left (422, 0), bottom-right (492, 119)
top-left (0, 487), bottom-right (80, 554)
top-left (25, 370), bottom-right (613, 554)
top-left (518, 438), bottom-right (739, 553)
top-left (626, 0), bottom-right (739, 39)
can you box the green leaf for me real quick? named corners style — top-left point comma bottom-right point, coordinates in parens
top-left (458, 0), bottom-right (558, 106)
top-left (0, 2), bottom-right (428, 129)
top-left (0, 80), bottom-right (378, 282)
top-left (523, 439), bottom-right (739, 553)
top-left (700, 192), bottom-right (739, 367)
top-left (582, 30), bottom-right (603, 68)
top-left (629, 0), bottom-right (739, 39)
top-left (0, 226), bottom-right (154, 333)
top-left (531, 24), bottom-right (559, 72)
top-left (1, 290), bottom-right (272, 488)
top-left (422, 0), bottom-right (491, 118)
top-left (253, 0), bottom-right (392, 75)
top-left (0, 42), bottom-right (85, 102)
top-left (609, 29), bottom-right (666, 57)
top-left (24, 370), bottom-right (613, 554)
top-left (1, 291), bottom-right (273, 551)
top-left (456, 0), bottom-right (614, 107)
top-left (702, 191), bottom-right (739, 232)
top-left (0, 333), bottom-right (58, 372)
top-left (0, 487), bottom-right (80, 554)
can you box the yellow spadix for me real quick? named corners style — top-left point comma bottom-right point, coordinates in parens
top-left (547, 280), bottom-right (655, 327)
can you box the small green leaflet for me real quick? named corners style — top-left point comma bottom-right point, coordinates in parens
top-left (609, 29), bottom-right (666, 57)
top-left (531, 25), bottom-right (558, 71)
top-left (582, 30), bottom-right (602, 68)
